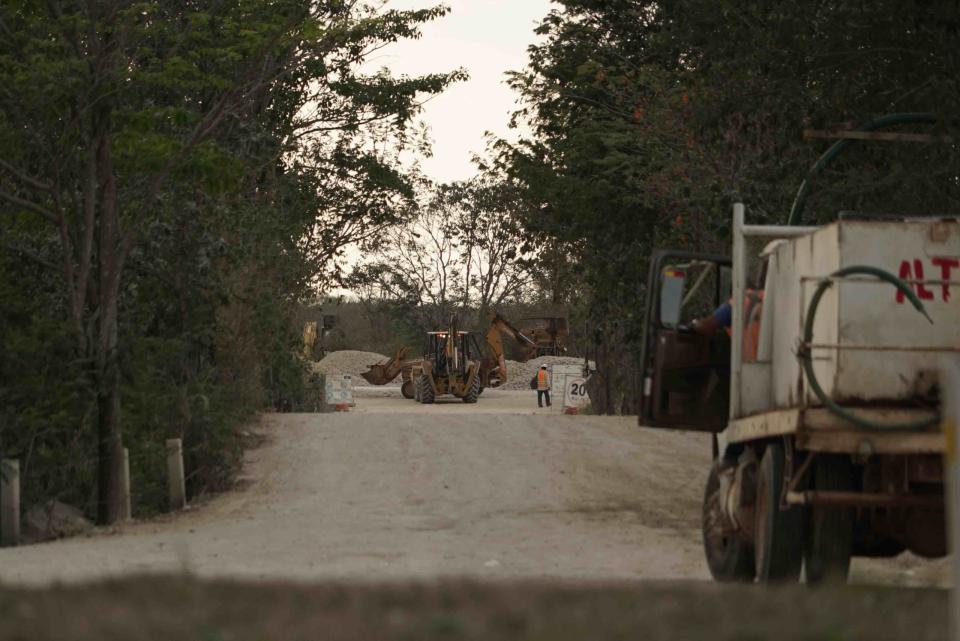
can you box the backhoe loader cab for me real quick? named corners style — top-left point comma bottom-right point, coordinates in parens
top-left (638, 251), bottom-right (732, 431)
top-left (421, 330), bottom-right (480, 378)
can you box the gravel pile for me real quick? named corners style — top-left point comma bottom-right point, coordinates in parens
top-left (501, 356), bottom-right (591, 390)
top-left (311, 350), bottom-right (588, 390)
top-left (311, 350), bottom-right (390, 380)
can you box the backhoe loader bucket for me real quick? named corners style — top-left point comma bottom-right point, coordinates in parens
top-left (360, 347), bottom-right (411, 385)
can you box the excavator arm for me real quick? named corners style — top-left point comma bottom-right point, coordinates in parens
top-left (488, 313), bottom-right (538, 362)
top-left (482, 313), bottom-right (538, 388)
top-left (360, 346), bottom-right (412, 385)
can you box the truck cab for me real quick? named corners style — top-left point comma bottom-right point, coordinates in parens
top-left (638, 251), bottom-right (732, 432)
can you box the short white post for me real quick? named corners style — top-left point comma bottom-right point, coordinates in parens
top-left (943, 357), bottom-right (960, 641)
top-left (1, 459), bottom-right (20, 547)
top-left (166, 438), bottom-right (186, 511)
top-left (121, 447), bottom-right (132, 520)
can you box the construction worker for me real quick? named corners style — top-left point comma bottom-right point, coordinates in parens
top-left (691, 245), bottom-right (778, 362)
top-left (691, 289), bottom-right (764, 360)
top-left (536, 365), bottom-right (552, 407)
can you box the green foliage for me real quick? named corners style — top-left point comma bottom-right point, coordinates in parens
top-left (499, 0), bottom-right (960, 413)
top-left (0, 255), bottom-right (96, 511)
top-left (0, 1), bottom-right (461, 516)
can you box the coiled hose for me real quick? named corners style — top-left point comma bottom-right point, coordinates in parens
top-left (800, 265), bottom-right (940, 431)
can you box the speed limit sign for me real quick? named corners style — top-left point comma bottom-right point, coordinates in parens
top-left (564, 376), bottom-right (590, 409)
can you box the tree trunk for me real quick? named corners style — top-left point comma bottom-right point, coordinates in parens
top-left (96, 362), bottom-right (125, 525)
top-left (94, 129), bottom-right (125, 525)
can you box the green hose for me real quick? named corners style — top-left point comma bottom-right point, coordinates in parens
top-left (786, 113), bottom-right (938, 226)
top-left (800, 265), bottom-right (940, 431)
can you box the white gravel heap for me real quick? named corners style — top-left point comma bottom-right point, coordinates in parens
top-left (501, 355), bottom-right (591, 390)
top-left (311, 350), bottom-right (390, 379)
top-left (311, 350), bottom-right (589, 390)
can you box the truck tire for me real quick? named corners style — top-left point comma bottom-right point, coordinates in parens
top-left (401, 380), bottom-right (415, 399)
top-left (754, 442), bottom-right (803, 583)
top-left (804, 454), bottom-right (853, 584)
top-left (462, 375), bottom-right (480, 403)
top-left (418, 375), bottom-right (435, 404)
top-left (702, 462), bottom-right (755, 582)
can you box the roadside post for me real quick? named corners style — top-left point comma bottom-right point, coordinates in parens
top-left (167, 438), bottom-right (187, 511)
top-left (944, 357), bottom-right (960, 641)
top-left (1, 459), bottom-right (20, 546)
top-left (121, 447), bottom-right (132, 520)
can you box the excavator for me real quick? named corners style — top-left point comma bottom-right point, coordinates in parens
top-left (359, 312), bottom-right (539, 398)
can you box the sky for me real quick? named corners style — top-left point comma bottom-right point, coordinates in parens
top-left (372, 0), bottom-right (554, 183)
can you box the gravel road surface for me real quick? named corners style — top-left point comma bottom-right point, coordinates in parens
top-left (0, 390), bottom-right (949, 586)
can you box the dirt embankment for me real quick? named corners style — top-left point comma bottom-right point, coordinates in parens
top-left (0, 576), bottom-right (947, 641)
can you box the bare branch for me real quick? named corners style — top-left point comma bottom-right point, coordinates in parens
top-left (0, 241), bottom-right (58, 271)
top-left (0, 189), bottom-right (59, 224)
top-left (0, 159), bottom-right (53, 192)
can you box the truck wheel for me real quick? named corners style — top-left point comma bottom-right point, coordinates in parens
top-left (804, 454), bottom-right (853, 584)
top-left (754, 442), bottom-right (803, 583)
top-left (462, 375), bottom-right (480, 403)
top-left (401, 380), bottom-right (415, 399)
top-left (702, 462), bottom-right (755, 582)
top-left (419, 375), bottom-right (435, 404)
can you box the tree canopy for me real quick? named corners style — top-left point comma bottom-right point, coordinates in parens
top-left (497, 0), bottom-right (960, 412)
top-left (0, 0), bottom-right (462, 521)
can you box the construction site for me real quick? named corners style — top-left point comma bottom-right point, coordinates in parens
top-left (3, 157), bottom-right (960, 639)
top-left (2, 200), bottom-right (958, 638)
top-left (2, 2), bottom-right (960, 641)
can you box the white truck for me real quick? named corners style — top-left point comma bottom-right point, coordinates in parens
top-left (638, 203), bottom-right (958, 583)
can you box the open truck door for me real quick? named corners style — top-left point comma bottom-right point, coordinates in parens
top-left (638, 250), bottom-right (732, 431)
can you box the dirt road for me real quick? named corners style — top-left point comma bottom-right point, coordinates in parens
top-left (0, 390), bottom-right (949, 586)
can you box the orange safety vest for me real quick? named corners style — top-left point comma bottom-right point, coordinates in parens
top-left (537, 369), bottom-right (550, 391)
top-left (724, 290), bottom-right (764, 361)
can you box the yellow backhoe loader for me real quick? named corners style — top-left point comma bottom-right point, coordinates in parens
top-left (411, 316), bottom-right (482, 404)
top-left (360, 312), bottom-right (539, 399)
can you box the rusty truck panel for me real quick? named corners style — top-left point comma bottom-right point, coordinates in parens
top-left (759, 219), bottom-right (959, 414)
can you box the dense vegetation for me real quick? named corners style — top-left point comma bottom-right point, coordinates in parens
top-left (496, 0), bottom-right (960, 413)
top-left (3, 1), bottom-right (959, 527)
top-left (0, 1), bottom-right (462, 522)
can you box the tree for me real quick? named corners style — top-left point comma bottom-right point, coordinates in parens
top-left (438, 177), bottom-right (534, 323)
top-left (0, 1), bottom-right (462, 522)
top-left (347, 175), bottom-right (534, 330)
top-left (499, 0), bottom-right (960, 413)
